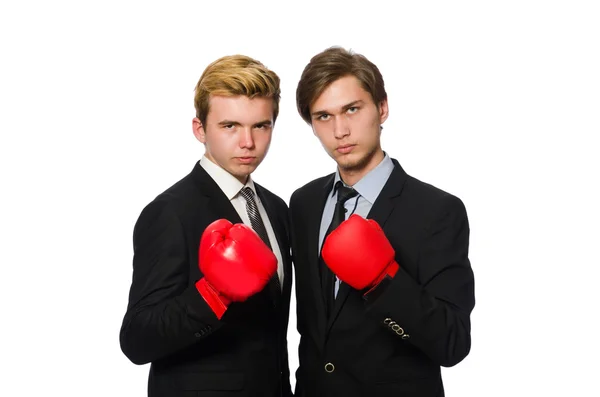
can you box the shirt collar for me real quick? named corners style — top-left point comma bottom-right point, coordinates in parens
top-left (199, 155), bottom-right (256, 200)
top-left (332, 152), bottom-right (394, 204)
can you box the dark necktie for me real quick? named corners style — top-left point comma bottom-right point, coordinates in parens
top-left (239, 187), bottom-right (281, 295)
top-left (320, 181), bottom-right (358, 317)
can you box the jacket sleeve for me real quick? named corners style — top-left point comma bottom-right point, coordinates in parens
top-left (279, 332), bottom-right (294, 397)
top-left (365, 195), bottom-right (475, 367)
top-left (119, 199), bottom-right (223, 365)
top-left (279, 202), bottom-right (294, 397)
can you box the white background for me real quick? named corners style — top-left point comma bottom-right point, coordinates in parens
top-left (1, 1), bottom-right (599, 396)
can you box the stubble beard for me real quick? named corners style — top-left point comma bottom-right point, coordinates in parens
top-left (337, 145), bottom-right (380, 176)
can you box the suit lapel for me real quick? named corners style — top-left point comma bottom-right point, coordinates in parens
top-left (326, 282), bottom-right (351, 332)
top-left (255, 184), bottom-right (287, 308)
top-left (366, 159), bottom-right (407, 227)
top-left (308, 175), bottom-right (336, 339)
top-left (191, 162), bottom-right (243, 224)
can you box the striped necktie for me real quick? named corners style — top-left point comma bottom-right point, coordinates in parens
top-left (240, 187), bottom-right (281, 294)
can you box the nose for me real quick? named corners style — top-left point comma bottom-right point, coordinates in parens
top-left (333, 115), bottom-right (350, 139)
top-left (239, 127), bottom-right (255, 149)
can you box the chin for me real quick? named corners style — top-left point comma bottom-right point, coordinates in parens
top-left (237, 164), bottom-right (258, 175)
top-left (335, 153), bottom-right (359, 168)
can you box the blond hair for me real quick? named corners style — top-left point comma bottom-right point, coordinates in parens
top-left (194, 55), bottom-right (281, 126)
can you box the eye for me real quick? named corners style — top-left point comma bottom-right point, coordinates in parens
top-left (223, 124), bottom-right (234, 130)
top-left (347, 106), bottom-right (358, 114)
top-left (317, 114), bottom-right (330, 121)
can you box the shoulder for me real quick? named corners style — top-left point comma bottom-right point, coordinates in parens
top-left (134, 166), bottom-right (202, 226)
top-left (402, 174), bottom-right (468, 229)
top-left (290, 173), bottom-right (335, 207)
top-left (255, 182), bottom-right (289, 212)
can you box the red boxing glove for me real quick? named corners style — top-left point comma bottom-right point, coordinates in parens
top-left (322, 214), bottom-right (399, 292)
top-left (195, 219), bottom-right (277, 319)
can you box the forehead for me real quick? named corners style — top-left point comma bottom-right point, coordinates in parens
top-left (207, 95), bottom-right (274, 122)
top-left (311, 75), bottom-right (372, 112)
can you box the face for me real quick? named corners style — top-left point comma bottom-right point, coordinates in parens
top-left (193, 95), bottom-right (274, 183)
top-left (310, 75), bottom-right (388, 180)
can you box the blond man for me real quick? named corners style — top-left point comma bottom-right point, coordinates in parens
top-left (120, 55), bottom-right (293, 397)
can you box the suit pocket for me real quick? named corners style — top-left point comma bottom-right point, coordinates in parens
top-left (174, 372), bottom-right (245, 391)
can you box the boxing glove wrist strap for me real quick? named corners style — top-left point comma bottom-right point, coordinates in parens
top-left (364, 261), bottom-right (399, 296)
top-left (195, 278), bottom-right (230, 320)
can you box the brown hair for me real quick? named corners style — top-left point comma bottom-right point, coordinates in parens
top-left (296, 46), bottom-right (387, 124)
top-left (194, 55), bottom-right (281, 126)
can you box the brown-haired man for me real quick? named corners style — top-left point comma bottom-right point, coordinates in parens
top-left (120, 55), bottom-right (293, 397)
top-left (290, 46), bottom-right (475, 396)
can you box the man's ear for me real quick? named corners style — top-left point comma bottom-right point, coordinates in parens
top-left (192, 117), bottom-right (206, 143)
top-left (378, 99), bottom-right (389, 124)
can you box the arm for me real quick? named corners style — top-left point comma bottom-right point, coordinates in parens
top-left (119, 200), bottom-right (222, 365)
top-left (280, 334), bottom-right (294, 397)
top-left (279, 204), bottom-right (294, 397)
top-left (365, 195), bottom-right (475, 367)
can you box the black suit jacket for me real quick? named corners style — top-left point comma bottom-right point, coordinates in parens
top-left (120, 162), bottom-right (294, 397)
top-left (289, 159), bottom-right (475, 397)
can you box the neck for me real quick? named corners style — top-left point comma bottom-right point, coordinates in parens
top-left (236, 174), bottom-right (249, 185)
top-left (338, 149), bottom-right (384, 186)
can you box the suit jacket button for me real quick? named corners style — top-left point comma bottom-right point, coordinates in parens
top-left (324, 362), bottom-right (335, 373)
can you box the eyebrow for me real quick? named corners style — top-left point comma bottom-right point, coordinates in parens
top-left (253, 120), bottom-right (273, 127)
top-left (217, 119), bottom-right (273, 127)
top-left (311, 100), bottom-right (365, 117)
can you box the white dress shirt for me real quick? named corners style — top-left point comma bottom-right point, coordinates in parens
top-left (200, 156), bottom-right (283, 287)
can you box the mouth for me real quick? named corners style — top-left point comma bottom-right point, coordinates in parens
top-left (237, 156), bottom-right (256, 164)
top-left (336, 144), bottom-right (355, 154)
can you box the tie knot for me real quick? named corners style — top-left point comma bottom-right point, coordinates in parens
top-left (335, 181), bottom-right (358, 204)
top-left (240, 186), bottom-right (255, 201)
